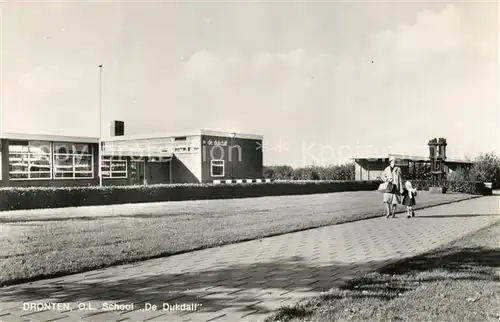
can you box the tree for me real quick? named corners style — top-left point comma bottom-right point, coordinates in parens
top-left (469, 152), bottom-right (500, 188)
top-left (408, 162), bottom-right (430, 180)
top-left (447, 167), bottom-right (470, 181)
top-left (263, 165), bottom-right (294, 180)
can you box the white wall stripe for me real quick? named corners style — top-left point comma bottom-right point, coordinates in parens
top-left (211, 179), bottom-right (274, 184)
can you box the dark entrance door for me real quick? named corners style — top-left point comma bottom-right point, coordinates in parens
top-left (149, 161), bottom-right (171, 184)
top-left (130, 161), bottom-right (145, 185)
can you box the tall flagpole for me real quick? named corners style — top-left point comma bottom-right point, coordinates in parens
top-left (98, 65), bottom-right (103, 187)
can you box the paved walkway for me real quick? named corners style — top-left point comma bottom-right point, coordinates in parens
top-left (1, 196), bottom-right (499, 322)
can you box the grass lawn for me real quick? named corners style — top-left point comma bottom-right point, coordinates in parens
top-left (268, 219), bottom-right (500, 322)
top-left (0, 190), bottom-right (477, 286)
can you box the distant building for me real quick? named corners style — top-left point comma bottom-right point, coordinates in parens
top-left (0, 128), bottom-right (264, 187)
top-left (352, 153), bottom-right (473, 181)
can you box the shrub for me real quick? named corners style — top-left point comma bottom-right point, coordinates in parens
top-left (447, 167), bottom-right (471, 181)
top-left (445, 181), bottom-right (492, 195)
top-left (408, 162), bottom-right (431, 180)
top-left (469, 152), bottom-right (500, 188)
top-left (263, 165), bottom-right (294, 180)
top-left (409, 179), bottom-right (431, 191)
top-left (399, 178), bottom-right (490, 195)
top-left (292, 166), bottom-right (314, 180)
top-left (264, 163), bottom-right (355, 181)
top-left (0, 180), bottom-right (382, 211)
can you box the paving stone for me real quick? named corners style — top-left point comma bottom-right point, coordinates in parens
top-left (239, 310), bottom-right (269, 322)
top-left (20, 309), bottom-right (72, 321)
top-left (0, 313), bottom-right (30, 322)
top-left (197, 292), bottom-right (238, 302)
top-left (142, 313), bottom-right (186, 321)
top-left (82, 311), bottom-right (130, 321)
top-left (121, 308), bottom-right (167, 321)
top-left (180, 312), bottom-right (226, 322)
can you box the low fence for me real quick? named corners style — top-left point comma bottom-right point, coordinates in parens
top-left (0, 180), bottom-right (381, 211)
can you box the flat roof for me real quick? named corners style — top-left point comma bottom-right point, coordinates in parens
top-left (445, 158), bottom-right (474, 164)
top-left (102, 150), bottom-right (173, 158)
top-left (104, 129), bottom-right (263, 142)
top-left (351, 154), bottom-right (427, 161)
top-left (352, 153), bottom-right (473, 164)
top-left (0, 132), bottom-right (99, 143)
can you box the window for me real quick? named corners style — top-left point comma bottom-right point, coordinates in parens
top-left (174, 136), bottom-right (200, 153)
top-left (53, 143), bottom-right (93, 179)
top-left (9, 141), bottom-right (52, 180)
top-left (101, 156), bottom-right (127, 178)
top-left (211, 160), bottom-right (224, 177)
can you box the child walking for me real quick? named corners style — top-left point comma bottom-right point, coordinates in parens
top-left (403, 180), bottom-right (417, 218)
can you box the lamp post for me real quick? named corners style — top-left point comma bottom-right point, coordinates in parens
top-left (98, 65), bottom-right (103, 187)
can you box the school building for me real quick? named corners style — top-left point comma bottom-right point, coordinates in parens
top-left (0, 127), bottom-right (265, 187)
top-left (352, 153), bottom-right (474, 181)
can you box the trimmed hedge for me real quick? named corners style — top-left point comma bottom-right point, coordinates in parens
top-left (446, 180), bottom-right (493, 195)
top-left (0, 180), bottom-right (382, 211)
top-left (407, 179), bottom-right (492, 195)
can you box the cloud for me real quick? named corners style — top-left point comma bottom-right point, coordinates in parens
top-left (369, 4), bottom-right (471, 66)
top-left (182, 48), bottom-right (337, 82)
top-left (18, 66), bottom-right (85, 95)
top-left (178, 4), bottom-right (479, 91)
top-left (163, 3), bottom-right (497, 162)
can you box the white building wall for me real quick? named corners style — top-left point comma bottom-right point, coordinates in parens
top-left (355, 162), bottom-right (362, 180)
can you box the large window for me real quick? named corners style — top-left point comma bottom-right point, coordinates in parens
top-left (211, 160), bottom-right (225, 177)
top-left (53, 143), bottom-right (93, 178)
top-left (9, 141), bottom-right (52, 179)
top-left (101, 156), bottom-right (127, 178)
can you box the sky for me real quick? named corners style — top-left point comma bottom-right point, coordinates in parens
top-left (1, 1), bottom-right (498, 166)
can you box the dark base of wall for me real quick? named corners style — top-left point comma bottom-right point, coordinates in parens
top-left (2, 179), bottom-right (97, 188)
top-left (213, 179), bottom-right (273, 184)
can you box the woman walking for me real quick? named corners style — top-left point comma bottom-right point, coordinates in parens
top-left (381, 156), bottom-right (404, 218)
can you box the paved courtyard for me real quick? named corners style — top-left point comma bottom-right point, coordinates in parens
top-left (1, 195), bottom-right (499, 322)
